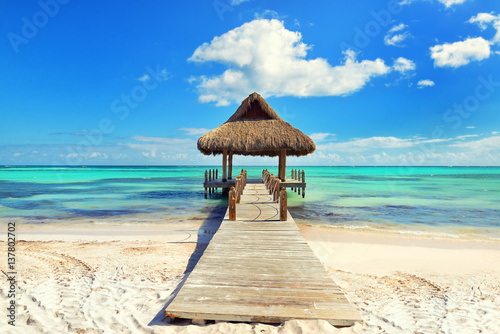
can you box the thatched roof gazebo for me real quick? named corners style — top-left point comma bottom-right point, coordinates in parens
top-left (198, 92), bottom-right (316, 181)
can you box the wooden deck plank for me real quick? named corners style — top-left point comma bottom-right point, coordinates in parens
top-left (165, 182), bottom-right (363, 327)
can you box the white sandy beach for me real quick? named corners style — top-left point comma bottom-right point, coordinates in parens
top-left (1, 222), bottom-right (500, 334)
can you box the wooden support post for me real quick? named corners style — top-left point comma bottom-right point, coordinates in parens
top-left (228, 152), bottom-right (233, 180)
top-left (216, 169), bottom-right (218, 179)
top-left (228, 187), bottom-right (236, 221)
top-left (280, 187), bottom-right (287, 221)
top-left (302, 170), bottom-right (305, 198)
top-left (222, 150), bottom-right (228, 182)
top-left (278, 149), bottom-right (286, 181)
top-left (291, 169), bottom-right (294, 191)
top-left (269, 174), bottom-right (274, 195)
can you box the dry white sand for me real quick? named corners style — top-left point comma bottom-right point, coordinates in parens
top-left (1, 222), bottom-right (500, 333)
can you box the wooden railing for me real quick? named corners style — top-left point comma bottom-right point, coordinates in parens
top-left (204, 168), bottom-right (219, 198)
top-left (290, 168), bottom-right (306, 198)
top-left (228, 170), bottom-right (247, 221)
top-left (262, 169), bottom-right (287, 221)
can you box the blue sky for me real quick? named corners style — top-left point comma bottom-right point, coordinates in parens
top-left (1, 0), bottom-right (499, 166)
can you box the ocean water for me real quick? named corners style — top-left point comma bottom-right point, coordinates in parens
top-left (1, 166), bottom-right (499, 240)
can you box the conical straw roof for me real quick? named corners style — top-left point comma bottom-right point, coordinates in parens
top-left (197, 93), bottom-right (316, 157)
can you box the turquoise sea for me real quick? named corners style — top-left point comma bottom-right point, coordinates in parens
top-left (1, 166), bottom-right (499, 240)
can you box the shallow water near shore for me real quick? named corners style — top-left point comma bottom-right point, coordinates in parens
top-left (1, 165), bottom-right (499, 240)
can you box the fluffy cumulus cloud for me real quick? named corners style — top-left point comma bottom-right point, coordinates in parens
top-left (189, 19), bottom-right (390, 106)
top-left (430, 37), bottom-right (491, 68)
top-left (384, 24), bottom-right (411, 47)
top-left (469, 12), bottom-right (500, 44)
top-left (417, 79), bottom-right (435, 88)
top-left (393, 57), bottom-right (416, 73)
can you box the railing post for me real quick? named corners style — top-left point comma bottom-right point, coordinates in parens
top-left (274, 177), bottom-right (280, 203)
top-left (229, 186), bottom-right (236, 221)
top-left (280, 187), bottom-right (287, 221)
top-left (302, 170), bottom-right (305, 198)
top-left (297, 169), bottom-right (301, 196)
top-left (291, 169), bottom-right (294, 191)
top-left (236, 176), bottom-right (241, 203)
top-left (269, 174), bottom-right (274, 195)
top-left (204, 170), bottom-right (208, 198)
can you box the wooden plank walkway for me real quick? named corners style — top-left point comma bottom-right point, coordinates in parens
top-left (165, 183), bottom-right (363, 326)
top-left (204, 178), bottom-right (306, 189)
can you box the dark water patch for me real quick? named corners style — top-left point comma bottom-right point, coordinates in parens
top-left (289, 203), bottom-right (357, 222)
top-left (64, 208), bottom-right (147, 218)
top-left (338, 194), bottom-right (393, 198)
top-left (133, 190), bottom-right (201, 200)
top-left (384, 205), bottom-right (417, 209)
top-left (344, 175), bottom-right (423, 182)
top-left (437, 174), bottom-right (500, 180)
top-left (1, 199), bottom-right (61, 211)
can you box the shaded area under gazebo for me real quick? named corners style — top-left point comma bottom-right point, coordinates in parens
top-left (198, 92), bottom-right (315, 196)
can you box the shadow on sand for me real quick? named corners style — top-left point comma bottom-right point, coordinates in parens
top-left (148, 203), bottom-right (227, 326)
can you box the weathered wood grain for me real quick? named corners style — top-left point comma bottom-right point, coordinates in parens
top-left (165, 183), bottom-right (363, 327)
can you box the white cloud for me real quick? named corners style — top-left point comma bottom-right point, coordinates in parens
top-left (254, 10), bottom-right (284, 20)
top-left (13, 152), bottom-right (23, 157)
top-left (438, 0), bottom-right (467, 7)
top-left (138, 74), bottom-right (150, 82)
top-left (393, 57), bottom-right (416, 73)
top-left (450, 136), bottom-right (500, 151)
top-left (125, 136), bottom-right (196, 155)
top-left (89, 152), bottom-right (108, 158)
top-left (131, 135), bottom-right (194, 145)
top-left (178, 128), bottom-right (211, 136)
top-left (466, 126), bottom-right (476, 129)
top-left (417, 79), bottom-right (435, 88)
top-left (317, 136), bottom-right (415, 153)
top-left (455, 134), bottom-right (478, 140)
top-left (189, 19), bottom-right (390, 106)
top-left (399, 0), bottom-right (467, 8)
top-left (309, 133), bottom-right (335, 142)
top-left (384, 24), bottom-right (411, 47)
top-left (469, 12), bottom-right (500, 44)
top-left (229, 0), bottom-right (249, 5)
top-left (430, 37), bottom-right (491, 68)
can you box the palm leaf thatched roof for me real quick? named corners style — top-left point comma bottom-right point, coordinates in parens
top-left (197, 93), bottom-right (316, 157)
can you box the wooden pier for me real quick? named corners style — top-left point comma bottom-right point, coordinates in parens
top-left (204, 168), bottom-right (308, 198)
top-left (165, 180), bottom-right (363, 326)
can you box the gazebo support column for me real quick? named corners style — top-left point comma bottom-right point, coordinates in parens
top-left (222, 150), bottom-right (228, 182)
top-left (278, 148), bottom-right (286, 181)
top-left (228, 152), bottom-right (233, 180)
